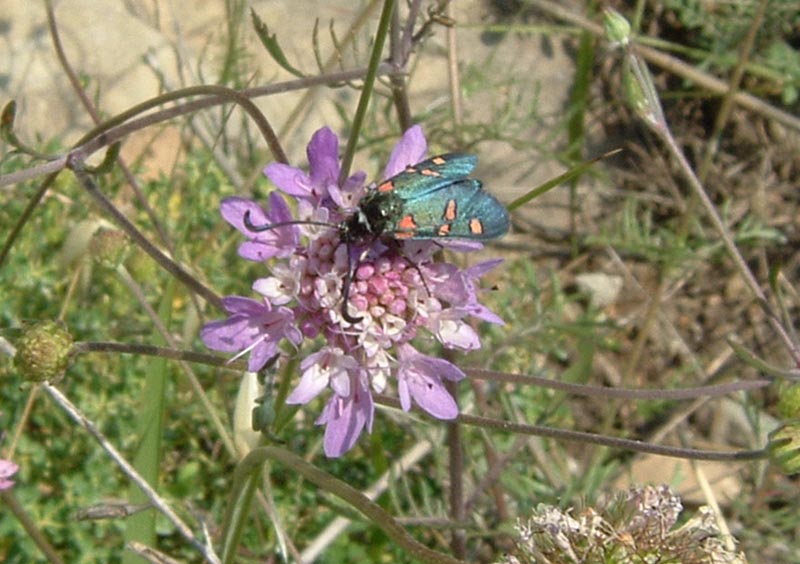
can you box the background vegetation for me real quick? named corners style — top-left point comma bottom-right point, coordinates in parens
top-left (2, 0), bottom-right (799, 562)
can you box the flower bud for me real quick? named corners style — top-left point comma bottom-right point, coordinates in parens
top-left (769, 422), bottom-right (800, 475)
top-left (777, 384), bottom-right (800, 419)
top-left (603, 9), bottom-right (631, 47)
top-left (0, 459), bottom-right (18, 491)
top-left (14, 321), bottom-right (73, 383)
top-left (89, 227), bottom-right (129, 269)
top-left (622, 54), bottom-right (665, 128)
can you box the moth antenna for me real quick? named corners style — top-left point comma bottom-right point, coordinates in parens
top-left (340, 237), bottom-right (364, 324)
top-left (243, 209), bottom-right (332, 233)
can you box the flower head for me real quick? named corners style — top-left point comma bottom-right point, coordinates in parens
top-left (0, 415), bottom-right (18, 491)
top-left (14, 321), bottom-right (73, 383)
top-left (200, 296), bottom-right (302, 372)
top-left (203, 125), bottom-right (505, 456)
top-left (0, 459), bottom-right (18, 491)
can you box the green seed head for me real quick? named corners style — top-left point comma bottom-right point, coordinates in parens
top-left (769, 422), bottom-right (800, 475)
top-left (603, 9), bottom-right (631, 47)
top-left (778, 384), bottom-right (800, 420)
top-left (14, 321), bottom-right (74, 383)
top-left (89, 227), bottom-right (129, 269)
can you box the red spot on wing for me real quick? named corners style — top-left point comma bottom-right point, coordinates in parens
top-left (469, 218), bottom-right (484, 235)
top-left (397, 214), bottom-right (418, 232)
top-left (377, 180), bottom-right (395, 193)
top-left (443, 199), bottom-right (457, 221)
top-left (431, 156), bottom-right (446, 165)
top-left (420, 168), bottom-right (441, 177)
top-left (395, 214), bottom-right (418, 239)
top-left (437, 224), bottom-right (451, 236)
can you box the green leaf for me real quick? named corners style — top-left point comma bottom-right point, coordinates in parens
top-left (250, 8), bottom-right (306, 78)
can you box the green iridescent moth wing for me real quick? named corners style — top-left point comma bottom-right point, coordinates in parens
top-left (390, 179), bottom-right (510, 240)
top-left (377, 153), bottom-right (478, 199)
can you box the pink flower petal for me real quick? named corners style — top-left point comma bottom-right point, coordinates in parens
top-left (383, 125), bottom-right (427, 178)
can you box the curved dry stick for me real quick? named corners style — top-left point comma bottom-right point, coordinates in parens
top-left (0, 66), bottom-right (391, 188)
top-left (459, 411), bottom-right (764, 461)
top-left (69, 167), bottom-right (224, 311)
top-left (232, 447), bottom-right (464, 564)
top-left (466, 368), bottom-right (772, 401)
top-left (375, 395), bottom-right (765, 462)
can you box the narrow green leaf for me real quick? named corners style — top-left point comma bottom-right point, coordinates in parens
top-left (220, 468), bottom-right (260, 564)
top-left (727, 337), bottom-right (800, 380)
top-left (122, 277), bottom-right (174, 563)
top-left (250, 8), bottom-right (306, 78)
top-left (507, 149), bottom-right (622, 212)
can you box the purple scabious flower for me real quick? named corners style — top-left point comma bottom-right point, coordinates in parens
top-left (0, 416), bottom-right (18, 490)
top-left (0, 459), bottom-right (18, 490)
top-left (202, 125), bottom-right (504, 457)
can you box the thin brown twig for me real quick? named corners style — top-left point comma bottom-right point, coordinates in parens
top-left (0, 66), bottom-right (391, 189)
top-left (374, 395), bottom-right (765, 461)
top-left (72, 341), bottom-right (242, 369)
top-left (68, 167), bottom-right (223, 311)
top-left (44, 0), bottom-right (176, 255)
top-left (466, 368), bottom-right (772, 400)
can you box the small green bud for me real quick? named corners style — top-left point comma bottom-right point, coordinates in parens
top-left (622, 54), bottom-right (665, 127)
top-left (14, 321), bottom-right (73, 383)
top-left (778, 384), bottom-right (800, 419)
top-left (603, 9), bottom-right (631, 47)
top-left (89, 228), bottom-right (129, 269)
top-left (769, 422), bottom-right (800, 475)
top-left (622, 59), bottom-right (648, 115)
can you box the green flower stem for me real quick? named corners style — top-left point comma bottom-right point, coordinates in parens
top-left (506, 150), bottom-right (620, 211)
top-left (72, 341), bottom-right (243, 370)
top-left (0, 490), bottom-right (65, 564)
top-left (0, 173), bottom-right (57, 269)
top-left (224, 446), bottom-right (463, 564)
top-left (123, 276), bottom-right (173, 562)
top-left (220, 467), bottom-right (260, 564)
top-left (339, 0), bottom-right (397, 185)
top-left (300, 439), bottom-right (436, 561)
top-left (278, 0), bottom-right (383, 140)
